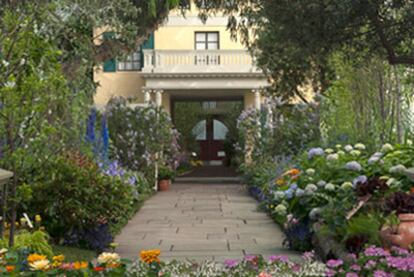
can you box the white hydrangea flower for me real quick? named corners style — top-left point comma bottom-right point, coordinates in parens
top-left (350, 150), bottom-right (361, 156)
top-left (305, 184), bottom-right (318, 194)
top-left (324, 183), bottom-right (336, 191)
top-left (273, 191), bottom-right (285, 200)
top-left (381, 143), bottom-right (394, 152)
top-left (354, 143), bottom-right (366, 150)
top-left (337, 150), bottom-right (345, 155)
top-left (309, 208), bottom-right (321, 220)
top-left (341, 182), bottom-right (353, 190)
top-left (335, 144), bottom-right (342, 149)
top-left (317, 180), bottom-right (326, 187)
top-left (344, 145), bottom-right (353, 152)
top-left (275, 204), bottom-right (287, 215)
top-left (389, 164), bottom-right (407, 174)
top-left (327, 153), bottom-right (339, 161)
top-left (324, 148), bottom-right (334, 154)
top-left (306, 168), bottom-right (315, 175)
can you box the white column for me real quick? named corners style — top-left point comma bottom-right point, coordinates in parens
top-left (155, 90), bottom-right (163, 107)
top-left (143, 89), bottom-right (151, 104)
top-left (253, 89), bottom-right (261, 110)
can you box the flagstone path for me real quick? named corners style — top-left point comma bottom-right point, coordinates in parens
top-left (115, 182), bottom-right (298, 262)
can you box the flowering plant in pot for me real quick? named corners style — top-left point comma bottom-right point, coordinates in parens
top-left (158, 166), bottom-right (175, 191)
top-left (380, 192), bottom-right (414, 249)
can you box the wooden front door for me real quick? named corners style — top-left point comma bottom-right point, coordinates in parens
top-left (193, 118), bottom-right (228, 161)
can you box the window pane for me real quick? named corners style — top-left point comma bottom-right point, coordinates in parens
top-left (133, 53), bottom-right (140, 60)
top-left (207, 42), bottom-right (218, 50)
top-left (192, 120), bottom-right (207, 140)
top-left (213, 120), bottom-right (229, 140)
top-left (118, 62), bottom-right (125, 70)
top-left (196, 33), bottom-right (206, 42)
top-left (208, 32), bottom-right (218, 42)
top-left (196, 42), bottom-right (206, 50)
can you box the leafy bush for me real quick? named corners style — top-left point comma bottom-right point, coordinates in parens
top-left (106, 97), bottom-right (178, 181)
top-left (27, 154), bottom-right (137, 250)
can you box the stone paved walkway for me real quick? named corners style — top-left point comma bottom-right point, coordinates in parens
top-left (115, 182), bottom-right (298, 262)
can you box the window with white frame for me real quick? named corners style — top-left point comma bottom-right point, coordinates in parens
top-left (117, 50), bottom-right (141, 71)
top-left (195, 32), bottom-right (219, 50)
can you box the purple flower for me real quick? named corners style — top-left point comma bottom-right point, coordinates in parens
top-left (308, 147), bottom-right (325, 159)
top-left (350, 264), bottom-right (361, 271)
top-left (244, 255), bottom-right (257, 262)
top-left (224, 259), bottom-right (239, 268)
top-left (326, 259), bottom-right (343, 268)
top-left (385, 256), bottom-right (414, 271)
top-left (373, 270), bottom-right (394, 277)
top-left (346, 273), bottom-right (359, 277)
top-left (352, 175), bottom-right (367, 186)
top-left (391, 246), bottom-right (410, 256)
top-left (364, 246), bottom-right (389, 257)
top-left (302, 251), bottom-right (315, 260)
top-left (345, 161), bottom-right (362, 171)
top-left (364, 260), bottom-right (377, 269)
top-left (268, 255), bottom-right (289, 263)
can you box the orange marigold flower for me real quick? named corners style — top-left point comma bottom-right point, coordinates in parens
top-left (73, 261), bottom-right (88, 270)
top-left (27, 254), bottom-right (47, 264)
top-left (106, 262), bottom-right (120, 269)
top-left (140, 249), bottom-right (161, 264)
top-left (411, 187), bottom-right (414, 193)
top-left (284, 168), bottom-right (300, 176)
top-left (6, 265), bottom-right (15, 272)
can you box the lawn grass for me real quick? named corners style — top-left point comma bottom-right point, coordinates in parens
top-left (52, 245), bottom-right (96, 262)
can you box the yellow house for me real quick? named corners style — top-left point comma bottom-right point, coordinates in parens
top-left (94, 1), bottom-right (268, 164)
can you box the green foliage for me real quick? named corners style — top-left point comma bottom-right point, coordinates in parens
top-left (14, 230), bottom-right (53, 257)
top-left (158, 166), bottom-right (175, 181)
top-left (345, 213), bottom-right (383, 245)
top-left (107, 97), bottom-right (176, 180)
top-left (27, 155), bottom-right (135, 240)
top-left (320, 54), bottom-right (414, 148)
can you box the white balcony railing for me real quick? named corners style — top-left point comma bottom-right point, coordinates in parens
top-left (142, 50), bottom-right (261, 74)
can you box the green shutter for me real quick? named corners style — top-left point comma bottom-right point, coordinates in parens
top-left (103, 32), bottom-right (116, 72)
top-left (142, 33), bottom-right (155, 49)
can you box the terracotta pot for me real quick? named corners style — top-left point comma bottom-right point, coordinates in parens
top-left (158, 179), bottom-right (170, 191)
top-left (380, 213), bottom-right (414, 249)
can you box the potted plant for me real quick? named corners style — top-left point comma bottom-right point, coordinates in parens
top-left (158, 166), bottom-right (175, 191)
top-left (380, 192), bottom-right (414, 249)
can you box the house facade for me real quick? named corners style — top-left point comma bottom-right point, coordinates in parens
top-left (94, 1), bottom-right (268, 164)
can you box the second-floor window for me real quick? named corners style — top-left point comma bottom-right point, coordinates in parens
top-left (117, 49), bottom-right (141, 71)
top-left (195, 32), bottom-right (219, 50)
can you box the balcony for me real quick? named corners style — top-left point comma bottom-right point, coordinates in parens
top-left (142, 49), bottom-right (262, 75)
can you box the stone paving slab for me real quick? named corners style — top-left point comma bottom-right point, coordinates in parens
top-left (115, 182), bottom-right (298, 262)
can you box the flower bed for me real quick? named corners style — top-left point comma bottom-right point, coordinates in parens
top-left (242, 143), bottom-right (414, 255)
top-left (1, 246), bottom-right (414, 276)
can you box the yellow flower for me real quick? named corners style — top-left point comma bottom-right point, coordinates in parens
top-left (73, 261), bottom-right (88, 270)
top-left (29, 259), bottom-right (50, 271)
top-left (140, 249), bottom-right (161, 264)
top-left (27, 254), bottom-right (47, 264)
top-left (275, 178), bottom-right (285, 186)
top-left (52, 255), bottom-right (65, 267)
top-left (35, 215), bottom-right (42, 223)
top-left (97, 252), bottom-right (120, 265)
top-left (109, 242), bottom-right (119, 249)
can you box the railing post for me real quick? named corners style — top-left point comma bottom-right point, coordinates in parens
top-left (0, 169), bottom-right (13, 237)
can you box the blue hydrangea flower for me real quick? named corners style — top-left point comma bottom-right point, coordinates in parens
top-left (307, 147), bottom-right (325, 159)
top-left (345, 161), bottom-right (362, 171)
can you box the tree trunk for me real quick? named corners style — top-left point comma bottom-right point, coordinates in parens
top-left (394, 66), bottom-right (403, 143)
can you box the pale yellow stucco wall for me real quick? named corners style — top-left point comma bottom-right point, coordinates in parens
top-left (94, 67), bottom-right (146, 105)
top-left (155, 26), bottom-right (243, 50)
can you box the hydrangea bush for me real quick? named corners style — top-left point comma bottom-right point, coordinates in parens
top-left (243, 142), bottom-right (414, 253)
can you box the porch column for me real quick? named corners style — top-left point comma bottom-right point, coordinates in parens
top-left (253, 89), bottom-right (261, 110)
top-left (155, 90), bottom-right (163, 107)
top-left (143, 88), bottom-right (151, 104)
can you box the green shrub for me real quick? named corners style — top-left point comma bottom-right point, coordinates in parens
top-left (158, 166), bottom-right (175, 181)
top-left (14, 230), bottom-right (53, 257)
top-left (27, 155), bottom-right (135, 243)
